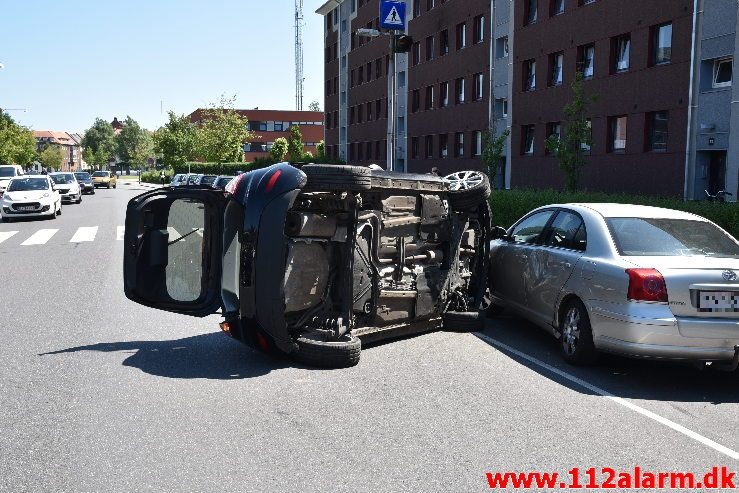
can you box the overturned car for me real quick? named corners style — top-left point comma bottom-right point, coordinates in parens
top-left (123, 163), bottom-right (491, 367)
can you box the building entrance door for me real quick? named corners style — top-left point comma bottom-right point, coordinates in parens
top-left (708, 151), bottom-right (727, 195)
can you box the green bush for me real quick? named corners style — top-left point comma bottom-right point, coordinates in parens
top-left (140, 168), bottom-right (174, 184)
top-left (490, 189), bottom-right (739, 239)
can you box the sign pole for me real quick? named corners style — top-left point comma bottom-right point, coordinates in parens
top-left (387, 38), bottom-right (395, 172)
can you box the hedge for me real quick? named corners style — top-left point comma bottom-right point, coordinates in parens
top-left (140, 169), bottom-right (174, 184)
top-left (490, 189), bottom-right (739, 239)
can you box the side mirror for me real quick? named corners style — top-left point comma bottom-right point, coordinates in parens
top-left (491, 226), bottom-right (510, 241)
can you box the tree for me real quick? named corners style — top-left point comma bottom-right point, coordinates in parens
top-left (153, 112), bottom-right (197, 167)
top-left (481, 126), bottom-right (510, 188)
top-left (269, 137), bottom-right (289, 162)
top-left (315, 140), bottom-right (326, 161)
top-left (286, 124), bottom-right (305, 162)
top-left (116, 117), bottom-right (153, 167)
top-left (38, 145), bottom-right (65, 171)
top-left (308, 101), bottom-right (321, 112)
top-left (0, 113), bottom-right (36, 166)
top-left (81, 118), bottom-right (116, 169)
top-left (545, 72), bottom-right (597, 192)
top-left (195, 95), bottom-right (255, 163)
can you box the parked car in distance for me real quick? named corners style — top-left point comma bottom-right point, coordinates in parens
top-left (73, 172), bottom-right (95, 194)
top-left (1, 175), bottom-right (62, 221)
top-left (211, 176), bottom-right (234, 191)
top-left (50, 172), bottom-right (83, 204)
top-left (488, 203), bottom-right (739, 368)
top-left (92, 171), bottom-right (117, 189)
top-left (0, 164), bottom-right (25, 197)
top-left (192, 174), bottom-right (218, 187)
top-left (123, 163), bottom-right (492, 368)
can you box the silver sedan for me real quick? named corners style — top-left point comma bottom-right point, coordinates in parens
top-left (488, 203), bottom-right (739, 367)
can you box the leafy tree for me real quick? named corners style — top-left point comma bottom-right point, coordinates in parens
top-left (0, 113), bottom-right (36, 165)
top-left (116, 117), bottom-right (153, 166)
top-left (315, 140), bottom-right (326, 161)
top-left (545, 72), bottom-right (597, 192)
top-left (286, 124), bottom-right (305, 162)
top-left (269, 137), bottom-right (289, 162)
top-left (195, 95), bottom-right (255, 163)
top-left (38, 145), bottom-right (65, 171)
top-left (481, 126), bottom-right (510, 188)
top-left (308, 101), bottom-right (321, 112)
top-left (153, 112), bottom-right (197, 167)
top-left (81, 118), bottom-right (116, 169)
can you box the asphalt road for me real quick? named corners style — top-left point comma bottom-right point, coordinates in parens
top-left (1, 184), bottom-right (737, 492)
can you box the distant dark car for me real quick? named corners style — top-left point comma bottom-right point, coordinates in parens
top-left (123, 163), bottom-right (492, 368)
top-left (193, 174), bottom-right (218, 186)
top-left (73, 172), bottom-right (95, 195)
top-left (211, 176), bottom-right (234, 191)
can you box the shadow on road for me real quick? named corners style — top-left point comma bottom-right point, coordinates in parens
top-left (481, 314), bottom-right (739, 405)
top-left (40, 332), bottom-right (288, 380)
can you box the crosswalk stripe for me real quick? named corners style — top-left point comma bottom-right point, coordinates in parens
top-left (167, 227), bottom-right (183, 241)
top-left (0, 231), bottom-right (19, 244)
top-left (70, 226), bottom-right (98, 243)
top-left (116, 226), bottom-right (125, 241)
top-left (21, 229), bottom-right (59, 246)
top-left (193, 227), bottom-right (203, 237)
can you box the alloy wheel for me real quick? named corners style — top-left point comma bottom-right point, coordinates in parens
top-left (444, 170), bottom-right (485, 191)
top-left (562, 306), bottom-right (581, 356)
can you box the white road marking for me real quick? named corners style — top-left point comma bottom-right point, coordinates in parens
top-left (167, 227), bottom-right (183, 241)
top-left (21, 229), bottom-right (59, 246)
top-left (193, 227), bottom-right (203, 237)
top-left (0, 231), bottom-right (19, 244)
top-left (116, 226), bottom-right (125, 241)
top-left (474, 333), bottom-right (739, 461)
top-left (70, 226), bottom-right (98, 243)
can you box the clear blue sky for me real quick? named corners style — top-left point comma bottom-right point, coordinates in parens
top-left (0, 0), bottom-right (326, 133)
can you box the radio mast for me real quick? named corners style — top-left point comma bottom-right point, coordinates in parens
top-left (295, 0), bottom-right (305, 111)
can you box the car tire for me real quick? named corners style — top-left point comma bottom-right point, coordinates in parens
top-left (444, 171), bottom-right (491, 211)
top-left (559, 299), bottom-right (598, 365)
top-left (106, 184), bottom-right (110, 189)
top-left (442, 310), bottom-right (485, 332)
top-left (3, 216), bottom-right (12, 223)
top-left (292, 331), bottom-right (361, 368)
top-left (77, 196), bottom-right (82, 204)
top-left (301, 164), bottom-right (372, 192)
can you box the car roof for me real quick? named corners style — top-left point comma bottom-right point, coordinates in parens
top-left (541, 203), bottom-right (707, 222)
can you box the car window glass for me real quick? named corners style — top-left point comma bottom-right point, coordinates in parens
top-left (7, 178), bottom-right (49, 191)
top-left (546, 211), bottom-right (587, 251)
top-left (165, 199), bottom-right (206, 301)
top-left (511, 210), bottom-right (555, 244)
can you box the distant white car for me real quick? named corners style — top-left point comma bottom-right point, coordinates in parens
top-left (0, 164), bottom-right (25, 196)
top-left (1, 175), bottom-right (62, 221)
top-left (49, 172), bottom-right (82, 204)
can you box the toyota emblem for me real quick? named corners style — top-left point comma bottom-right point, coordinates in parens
top-left (723, 270), bottom-right (737, 281)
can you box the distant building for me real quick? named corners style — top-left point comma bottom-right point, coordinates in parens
top-left (187, 109), bottom-right (324, 161)
top-left (33, 131), bottom-right (83, 172)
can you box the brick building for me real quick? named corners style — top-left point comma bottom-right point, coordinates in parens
top-left (33, 131), bottom-right (83, 172)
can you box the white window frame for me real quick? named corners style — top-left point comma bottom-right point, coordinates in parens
top-left (552, 53), bottom-right (563, 86)
top-left (713, 57), bottom-right (733, 89)
top-left (474, 73), bottom-right (484, 100)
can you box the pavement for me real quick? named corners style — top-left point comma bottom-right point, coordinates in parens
top-left (0, 186), bottom-right (737, 492)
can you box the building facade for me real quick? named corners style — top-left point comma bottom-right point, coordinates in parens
top-left (33, 131), bottom-right (83, 172)
top-left (187, 109), bottom-right (324, 161)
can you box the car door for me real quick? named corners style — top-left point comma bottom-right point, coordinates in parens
top-left (490, 209), bottom-right (557, 313)
top-left (123, 188), bottom-right (228, 316)
top-left (526, 209), bottom-right (587, 326)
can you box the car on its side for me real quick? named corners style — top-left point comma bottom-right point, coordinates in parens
top-left (73, 172), bottom-right (95, 195)
top-left (123, 163), bottom-right (492, 368)
top-left (92, 171), bottom-right (117, 189)
top-left (1, 175), bottom-right (62, 222)
top-left (50, 172), bottom-right (83, 204)
top-left (0, 164), bottom-right (25, 197)
top-left (488, 203), bottom-right (739, 368)
top-left (211, 176), bottom-right (234, 191)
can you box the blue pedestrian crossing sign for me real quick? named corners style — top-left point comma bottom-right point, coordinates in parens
top-left (380, 0), bottom-right (406, 30)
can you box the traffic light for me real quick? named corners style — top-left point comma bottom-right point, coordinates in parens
top-left (393, 34), bottom-right (413, 53)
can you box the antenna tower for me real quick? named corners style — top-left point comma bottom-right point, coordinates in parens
top-left (295, 0), bottom-right (305, 111)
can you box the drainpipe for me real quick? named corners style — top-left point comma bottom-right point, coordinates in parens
top-left (488, 0), bottom-right (496, 131)
top-left (684, 0), bottom-right (701, 201)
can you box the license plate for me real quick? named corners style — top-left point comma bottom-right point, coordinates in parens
top-left (699, 291), bottom-right (739, 312)
top-left (17, 206), bottom-right (36, 211)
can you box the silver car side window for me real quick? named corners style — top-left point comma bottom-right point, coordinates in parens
top-left (546, 211), bottom-right (587, 251)
top-left (511, 211), bottom-right (555, 244)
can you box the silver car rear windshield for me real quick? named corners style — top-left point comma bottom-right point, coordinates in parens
top-left (607, 218), bottom-right (739, 258)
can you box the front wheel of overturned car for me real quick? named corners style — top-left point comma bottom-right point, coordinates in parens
top-left (559, 299), bottom-right (598, 365)
top-left (301, 164), bottom-right (372, 192)
top-left (292, 331), bottom-right (362, 368)
top-left (444, 170), bottom-right (491, 211)
top-left (443, 310), bottom-right (485, 332)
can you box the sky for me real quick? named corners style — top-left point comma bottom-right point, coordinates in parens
top-left (0, 0), bottom-right (327, 133)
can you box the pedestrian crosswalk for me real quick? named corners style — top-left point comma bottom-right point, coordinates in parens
top-left (0, 225), bottom-right (196, 247)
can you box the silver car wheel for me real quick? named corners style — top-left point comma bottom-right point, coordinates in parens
top-left (444, 170), bottom-right (485, 191)
top-left (562, 307), bottom-right (581, 356)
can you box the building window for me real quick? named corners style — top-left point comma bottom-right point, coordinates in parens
top-left (496, 36), bottom-right (509, 58)
top-left (440, 81), bottom-right (449, 107)
top-left (525, 0), bottom-right (538, 25)
top-left (454, 132), bottom-right (465, 157)
top-left (495, 98), bottom-right (509, 118)
top-left (582, 119), bottom-right (592, 153)
top-left (473, 15), bottom-right (485, 44)
top-left (326, 80), bottom-right (331, 96)
top-left (551, 0), bottom-right (564, 16)
top-left (412, 137), bottom-right (419, 158)
top-left (358, 141), bottom-right (364, 160)
top-left (474, 73), bottom-right (484, 100)
top-left (610, 115), bottom-right (628, 152)
top-left (522, 125), bottom-right (535, 155)
top-left (349, 107), bottom-right (355, 125)
top-left (376, 58), bottom-right (382, 78)
top-left (548, 122), bottom-right (561, 141)
top-left (376, 99), bottom-right (382, 118)
top-left (439, 134), bottom-right (449, 158)
top-left (358, 66), bottom-right (364, 84)
top-left (550, 52), bottom-right (564, 86)
top-left (350, 69), bottom-right (355, 87)
top-left (524, 60), bottom-right (536, 91)
top-left (366, 141), bottom-right (373, 160)
top-left (426, 35), bottom-right (435, 61)
top-left (456, 77), bottom-right (466, 103)
top-left (367, 102), bottom-right (373, 121)
top-left (713, 57), bottom-right (733, 88)
top-left (440, 29), bottom-right (449, 55)
top-left (413, 0), bottom-right (421, 17)
top-left (652, 23), bottom-right (672, 65)
top-left (427, 0), bottom-right (435, 10)
top-left (425, 85), bottom-right (434, 109)
top-left (648, 111), bottom-right (668, 151)
top-left (473, 130), bottom-right (483, 156)
top-left (456, 22), bottom-right (467, 49)
top-left (412, 89), bottom-right (420, 112)
top-left (366, 62), bottom-right (372, 82)
top-left (326, 113), bottom-right (332, 129)
top-left (613, 35), bottom-right (631, 73)
top-left (579, 44), bottom-right (595, 79)
top-left (425, 136), bottom-right (434, 158)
